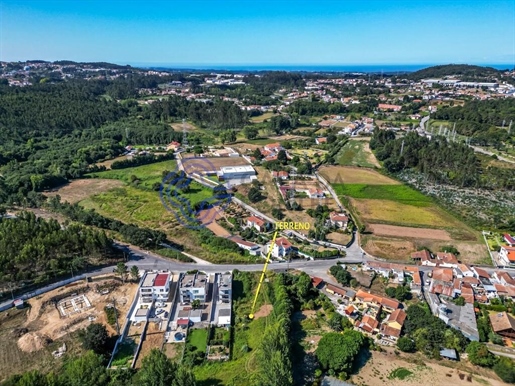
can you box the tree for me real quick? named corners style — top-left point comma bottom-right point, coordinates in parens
top-left (220, 130), bottom-right (236, 144)
top-left (454, 296), bottom-right (466, 306)
top-left (247, 186), bottom-right (263, 203)
top-left (397, 337), bottom-right (416, 353)
top-left (329, 313), bottom-right (345, 332)
top-left (316, 331), bottom-right (365, 377)
top-left (494, 357), bottom-right (515, 384)
top-left (271, 207), bottom-right (284, 220)
top-left (466, 341), bottom-right (496, 367)
top-left (192, 299), bottom-right (201, 309)
top-left (329, 265), bottom-right (352, 286)
top-left (130, 266), bottom-right (140, 282)
top-left (78, 323), bottom-right (109, 354)
top-left (243, 125), bottom-right (259, 140)
top-left (295, 272), bottom-right (312, 300)
top-left (115, 262), bottom-right (129, 283)
top-left (277, 150), bottom-right (288, 164)
top-left (137, 349), bottom-right (196, 386)
top-left (59, 351), bottom-right (110, 386)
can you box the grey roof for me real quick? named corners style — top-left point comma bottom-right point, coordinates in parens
top-left (440, 348), bottom-right (457, 359)
top-left (219, 308), bottom-right (231, 317)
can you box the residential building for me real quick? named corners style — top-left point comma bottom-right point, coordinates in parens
top-left (307, 188), bottom-right (325, 198)
top-left (166, 141), bottom-right (181, 151)
top-left (411, 250), bottom-right (434, 266)
top-left (436, 252), bottom-right (459, 267)
top-left (139, 272), bottom-right (171, 303)
top-left (360, 315), bottom-right (379, 334)
top-left (266, 237), bottom-right (293, 259)
top-left (179, 273), bottom-right (208, 303)
top-left (311, 276), bottom-right (325, 289)
top-left (228, 236), bottom-right (261, 255)
top-left (355, 290), bottom-right (400, 313)
top-left (504, 234), bottom-right (515, 247)
top-left (494, 271), bottom-right (515, 286)
top-left (381, 309), bottom-right (407, 341)
top-left (440, 348), bottom-right (458, 360)
top-left (271, 170), bottom-right (289, 180)
top-left (329, 212), bottom-right (349, 228)
top-left (315, 137), bottom-right (328, 145)
top-left (378, 103), bottom-right (402, 112)
top-left (218, 273), bottom-right (232, 303)
top-left (246, 216), bottom-right (268, 232)
top-left (325, 284), bottom-right (355, 301)
top-left (499, 246), bottom-right (515, 266)
top-left (264, 142), bottom-right (283, 153)
top-left (490, 312), bottom-right (515, 339)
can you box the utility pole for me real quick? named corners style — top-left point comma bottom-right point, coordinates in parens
top-left (182, 118), bottom-right (188, 150)
top-left (509, 120), bottom-right (513, 135)
top-left (400, 140), bottom-right (405, 156)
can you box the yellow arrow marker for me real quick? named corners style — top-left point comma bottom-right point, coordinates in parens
top-left (249, 230), bottom-right (278, 319)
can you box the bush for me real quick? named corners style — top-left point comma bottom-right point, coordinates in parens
top-left (494, 357), bottom-right (515, 383)
top-left (397, 337), bottom-right (416, 353)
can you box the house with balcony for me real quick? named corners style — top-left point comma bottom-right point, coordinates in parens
top-left (139, 272), bottom-right (171, 303)
top-left (179, 273), bottom-right (208, 303)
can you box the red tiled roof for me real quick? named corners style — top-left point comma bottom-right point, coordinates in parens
top-left (502, 247), bottom-right (515, 262)
top-left (387, 309), bottom-right (406, 326)
top-left (247, 216), bottom-right (266, 227)
top-left (326, 283), bottom-right (347, 297)
top-left (154, 273), bottom-right (169, 287)
top-left (316, 137), bottom-right (328, 143)
top-left (345, 305), bottom-right (356, 315)
top-left (437, 252), bottom-right (459, 265)
top-left (411, 249), bottom-right (432, 262)
top-left (497, 271), bottom-right (515, 286)
top-left (264, 142), bottom-right (282, 151)
top-left (355, 290), bottom-right (400, 309)
top-left (311, 276), bottom-right (324, 288)
top-left (330, 212), bottom-right (349, 222)
top-left (432, 268), bottom-right (454, 283)
top-left (361, 315), bottom-right (379, 331)
top-left (381, 325), bottom-right (401, 338)
top-left (275, 237), bottom-right (292, 249)
top-left (177, 318), bottom-right (189, 326)
top-left (474, 267), bottom-right (490, 279)
top-left (272, 171), bottom-right (289, 178)
top-left (504, 234), bottom-right (515, 245)
top-left (495, 284), bottom-right (508, 294)
top-left (462, 276), bottom-right (480, 285)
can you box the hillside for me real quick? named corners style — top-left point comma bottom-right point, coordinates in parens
top-left (407, 64), bottom-right (501, 80)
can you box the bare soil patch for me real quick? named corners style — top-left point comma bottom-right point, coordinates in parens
top-left (45, 179), bottom-right (124, 203)
top-left (362, 236), bottom-right (416, 261)
top-left (369, 224), bottom-right (452, 240)
top-left (17, 332), bottom-right (52, 353)
top-left (326, 232), bottom-right (353, 245)
top-left (253, 304), bottom-right (273, 319)
top-left (182, 156), bottom-right (250, 173)
top-left (171, 122), bottom-right (197, 131)
top-left (94, 155), bottom-right (129, 169)
top-left (206, 222), bottom-right (231, 238)
top-left (135, 322), bottom-right (164, 368)
top-left (352, 348), bottom-right (504, 386)
top-left (24, 277), bottom-right (138, 343)
top-left (319, 166), bottom-right (399, 185)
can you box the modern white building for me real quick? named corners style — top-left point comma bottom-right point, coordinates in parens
top-left (139, 272), bottom-right (171, 303)
top-left (500, 246), bottom-right (515, 266)
top-left (179, 273), bottom-right (208, 303)
top-left (217, 165), bottom-right (256, 182)
top-left (218, 273), bottom-right (232, 303)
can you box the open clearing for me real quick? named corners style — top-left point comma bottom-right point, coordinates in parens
top-left (249, 112), bottom-right (276, 123)
top-left (337, 139), bottom-right (380, 168)
top-left (319, 166), bottom-right (400, 185)
top-left (369, 224), bottom-right (451, 240)
top-left (90, 159), bottom-right (177, 190)
top-left (334, 184), bottom-right (432, 206)
top-left (135, 322), bottom-right (164, 368)
top-left (94, 155), bottom-right (129, 169)
top-left (45, 179), bottom-right (124, 203)
top-left (171, 121), bottom-right (198, 131)
top-left (181, 156), bottom-right (250, 173)
top-left (352, 348), bottom-right (504, 386)
top-left (253, 304), bottom-right (273, 319)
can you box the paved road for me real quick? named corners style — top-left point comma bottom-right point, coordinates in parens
top-left (469, 146), bottom-right (515, 164)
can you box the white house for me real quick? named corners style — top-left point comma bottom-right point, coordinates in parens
top-left (307, 188), bottom-right (324, 198)
top-left (266, 237), bottom-right (293, 259)
top-left (139, 272), bottom-right (171, 303)
top-left (500, 246), bottom-right (515, 266)
top-left (179, 273), bottom-right (208, 303)
top-left (229, 236), bottom-right (261, 255)
top-left (329, 212), bottom-right (349, 228)
top-left (217, 165), bottom-right (256, 182)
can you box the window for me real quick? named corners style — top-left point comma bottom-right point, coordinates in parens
top-left (193, 290), bottom-right (199, 294)
top-left (160, 289), bottom-right (164, 292)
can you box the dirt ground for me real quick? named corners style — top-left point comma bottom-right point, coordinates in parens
top-left (369, 224), bottom-right (452, 240)
top-left (351, 348), bottom-right (505, 386)
top-left (206, 222), bottom-right (232, 237)
top-left (135, 322), bottom-right (164, 368)
top-left (45, 179), bottom-right (125, 204)
top-left (163, 342), bottom-right (183, 362)
top-left (181, 156), bottom-right (250, 173)
top-left (94, 155), bottom-right (129, 169)
top-left (319, 166), bottom-right (400, 185)
top-left (171, 122), bottom-right (197, 131)
top-left (21, 277), bottom-right (138, 350)
top-left (362, 236), bottom-right (416, 261)
top-left (326, 232), bottom-right (353, 245)
top-left (253, 304), bottom-right (273, 319)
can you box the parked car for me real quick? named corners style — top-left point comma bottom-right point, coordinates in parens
top-left (156, 309), bottom-right (165, 315)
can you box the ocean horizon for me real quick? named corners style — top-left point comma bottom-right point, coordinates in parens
top-left (132, 63), bottom-right (514, 73)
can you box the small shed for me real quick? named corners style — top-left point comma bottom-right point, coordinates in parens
top-left (132, 308), bottom-right (149, 323)
top-left (177, 318), bottom-right (190, 329)
top-left (440, 348), bottom-right (458, 360)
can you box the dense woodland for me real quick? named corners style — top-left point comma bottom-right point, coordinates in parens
top-left (405, 64), bottom-right (502, 81)
top-left (0, 212), bottom-right (116, 290)
top-left (432, 98), bottom-right (515, 148)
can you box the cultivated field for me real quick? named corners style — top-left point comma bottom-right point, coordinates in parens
top-left (351, 347), bottom-right (504, 386)
top-left (319, 166), bottom-right (400, 185)
top-left (45, 179), bottom-right (125, 203)
top-left (369, 224), bottom-right (451, 240)
top-left (337, 139), bottom-right (380, 168)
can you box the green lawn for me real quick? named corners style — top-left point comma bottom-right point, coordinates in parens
top-left (332, 184), bottom-right (432, 207)
top-left (187, 328), bottom-right (209, 352)
top-left (90, 160), bottom-right (177, 190)
top-left (337, 140), bottom-right (378, 168)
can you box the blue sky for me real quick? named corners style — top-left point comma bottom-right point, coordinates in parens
top-left (0, 0), bottom-right (514, 66)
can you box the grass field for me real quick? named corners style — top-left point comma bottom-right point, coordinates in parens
top-left (337, 140), bottom-right (380, 168)
top-left (193, 272), bottom-right (274, 385)
top-left (186, 328), bottom-right (208, 353)
top-left (319, 166), bottom-right (400, 185)
top-left (90, 160), bottom-right (177, 190)
top-left (333, 184), bottom-right (432, 206)
top-left (249, 112), bottom-right (276, 123)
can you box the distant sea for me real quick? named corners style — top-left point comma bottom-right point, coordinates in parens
top-left (133, 63), bottom-right (514, 73)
